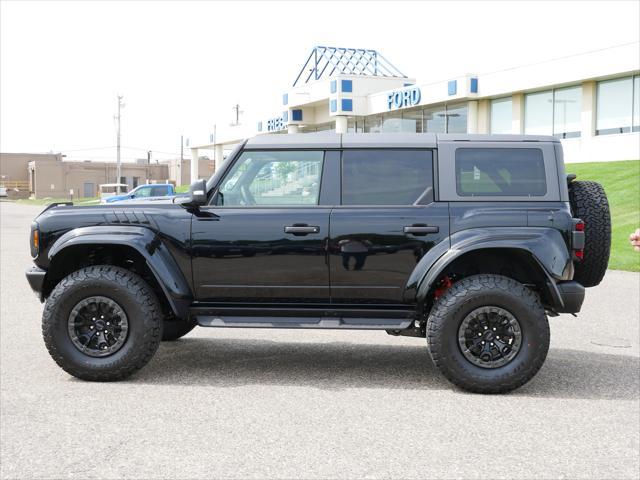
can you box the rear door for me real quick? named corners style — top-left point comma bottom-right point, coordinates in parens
top-left (329, 149), bottom-right (449, 305)
top-left (191, 149), bottom-right (331, 303)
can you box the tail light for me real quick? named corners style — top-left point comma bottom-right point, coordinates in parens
top-left (572, 219), bottom-right (585, 261)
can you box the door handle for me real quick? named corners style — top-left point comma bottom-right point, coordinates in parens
top-left (403, 225), bottom-right (439, 236)
top-left (284, 225), bottom-right (320, 235)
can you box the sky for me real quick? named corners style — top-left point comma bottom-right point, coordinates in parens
top-left (1, 0), bottom-right (639, 162)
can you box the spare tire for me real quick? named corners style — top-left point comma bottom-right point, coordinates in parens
top-left (569, 180), bottom-right (611, 287)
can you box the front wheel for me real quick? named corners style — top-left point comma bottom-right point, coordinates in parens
top-left (426, 274), bottom-right (550, 394)
top-left (42, 266), bottom-right (163, 381)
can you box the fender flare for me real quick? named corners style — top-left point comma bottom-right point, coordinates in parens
top-left (405, 227), bottom-right (573, 311)
top-left (47, 225), bottom-right (192, 319)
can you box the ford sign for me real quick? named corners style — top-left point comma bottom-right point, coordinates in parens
top-left (387, 87), bottom-right (421, 110)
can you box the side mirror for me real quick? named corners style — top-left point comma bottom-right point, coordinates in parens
top-left (187, 179), bottom-right (207, 206)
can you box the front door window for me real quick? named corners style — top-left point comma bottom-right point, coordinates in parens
top-left (217, 150), bottom-right (323, 206)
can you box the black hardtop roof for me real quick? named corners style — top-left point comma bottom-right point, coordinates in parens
top-left (244, 132), bottom-right (559, 149)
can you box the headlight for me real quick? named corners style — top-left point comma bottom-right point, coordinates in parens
top-left (30, 222), bottom-right (40, 258)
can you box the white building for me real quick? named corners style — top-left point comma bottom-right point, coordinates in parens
top-left (188, 43), bottom-right (640, 182)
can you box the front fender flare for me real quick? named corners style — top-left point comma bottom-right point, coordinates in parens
top-left (48, 225), bottom-right (192, 319)
top-left (406, 227), bottom-right (572, 309)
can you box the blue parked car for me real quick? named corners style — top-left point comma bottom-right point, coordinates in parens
top-left (102, 184), bottom-right (175, 204)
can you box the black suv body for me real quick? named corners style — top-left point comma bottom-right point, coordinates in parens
top-left (25, 133), bottom-right (611, 392)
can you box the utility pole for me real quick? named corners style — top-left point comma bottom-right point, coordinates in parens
top-left (231, 104), bottom-right (243, 126)
top-left (115, 95), bottom-right (125, 193)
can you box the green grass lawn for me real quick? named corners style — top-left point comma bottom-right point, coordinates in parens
top-left (567, 160), bottom-right (640, 272)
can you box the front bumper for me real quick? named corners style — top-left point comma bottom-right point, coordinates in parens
top-left (25, 266), bottom-right (46, 300)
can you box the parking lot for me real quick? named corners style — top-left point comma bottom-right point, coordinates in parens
top-left (1, 201), bottom-right (639, 479)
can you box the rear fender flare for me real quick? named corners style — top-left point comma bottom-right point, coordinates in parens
top-left (407, 227), bottom-right (572, 310)
top-left (47, 225), bottom-right (192, 318)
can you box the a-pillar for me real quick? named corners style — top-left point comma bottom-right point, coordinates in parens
top-left (214, 144), bottom-right (224, 172)
top-left (335, 116), bottom-right (348, 134)
top-left (190, 148), bottom-right (199, 183)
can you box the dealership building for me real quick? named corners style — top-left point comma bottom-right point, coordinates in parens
top-left (189, 42), bottom-right (639, 182)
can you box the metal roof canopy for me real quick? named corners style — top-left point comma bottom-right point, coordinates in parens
top-left (293, 46), bottom-right (408, 87)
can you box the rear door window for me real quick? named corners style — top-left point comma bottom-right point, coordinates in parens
top-left (455, 148), bottom-right (547, 197)
top-left (341, 150), bottom-right (433, 205)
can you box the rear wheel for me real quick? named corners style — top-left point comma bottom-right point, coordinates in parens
top-left (42, 265), bottom-right (163, 381)
top-left (426, 274), bottom-right (549, 394)
top-left (569, 180), bottom-right (611, 287)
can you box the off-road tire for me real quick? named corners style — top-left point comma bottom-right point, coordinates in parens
top-left (42, 265), bottom-right (163, 381)
top-left (162, 320), bottom-right (196, 341)
top-left (569, 180), bottom-right (611, 287)
top-left (426, 274), bottom-right (550, 394)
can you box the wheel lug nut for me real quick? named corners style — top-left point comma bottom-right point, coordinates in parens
top-left (90, 326), bottom-right (94, 329)
top-left (490, 342), bottom-right (494, 346)
top-left (481, 341), bottom-right (485, 345)
top-left (493, 328), bottom-right (496, 331)
top-left (106, 322), bottom-right (110, 326)
top-left (484, 326), bottom-right (487, 330)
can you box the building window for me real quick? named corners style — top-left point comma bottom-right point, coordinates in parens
top-left (446, 104), bottom-right (468, 133)
top-left (402, 109), bottom-right (423, 133)
top-left (596, 76), bottom-right (640, 135)
top-left (525, 90), bottom-right (554, 135)
top-left (363, 116), bottom-right (383, 133)
top-left (490, 97), bottom-right (512, 134)
top-left (524, 87), bottom-right (582, 138)
top-left (553, 86), bottom-right (581, 138)
top-left (424, 106), bottom-right (447, 133)
top-left (347, 117), bottom-right (364, 133)
top-left (423, 104), bottom-right (467, 133)
top-left (315, 123), bottom-right (335, 132)
top-left (381, 111), bottom-right (404, 132)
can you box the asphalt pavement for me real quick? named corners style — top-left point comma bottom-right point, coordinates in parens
top-left (1, 201), bottom-right (639, 479)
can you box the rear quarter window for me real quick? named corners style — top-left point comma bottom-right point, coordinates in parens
top-left (455, 148), bottom-right (547, 197)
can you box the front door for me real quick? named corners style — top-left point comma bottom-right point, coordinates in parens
top-left (191, 149), bottom-right (330, 303)
top-left (328, 149), bottom-right (449, 305)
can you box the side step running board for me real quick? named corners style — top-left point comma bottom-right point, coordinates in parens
top-left (196, 316), bottom-right (413, 330)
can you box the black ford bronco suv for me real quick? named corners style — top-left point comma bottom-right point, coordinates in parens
top-left (26, 133), bottom-right (611, 393)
